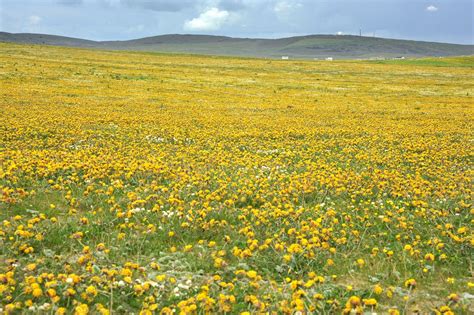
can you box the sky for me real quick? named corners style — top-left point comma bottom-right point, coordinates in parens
top-left (1, 0), bottom-right (473, 44)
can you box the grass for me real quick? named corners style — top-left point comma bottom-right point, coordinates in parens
top-left (370, 56), bottom-right (474, 68)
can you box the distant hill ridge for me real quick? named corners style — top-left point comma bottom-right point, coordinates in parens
top-left (1, 32), bottom-right (472, 59)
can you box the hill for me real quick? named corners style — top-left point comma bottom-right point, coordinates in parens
top-left (1, 32), bottom-right (472, 59)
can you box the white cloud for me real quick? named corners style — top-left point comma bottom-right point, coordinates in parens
top-left (184, 7), bottom-right (230, 31)
top-left (273, 0), bottom-right (302, 22)
top-left (426, 5), bottom-right (438, 12)
top-left (28, 15), bottom-right (42, 25)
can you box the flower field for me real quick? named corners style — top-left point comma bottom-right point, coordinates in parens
top-left (0, 43), bottom-right (473, 314)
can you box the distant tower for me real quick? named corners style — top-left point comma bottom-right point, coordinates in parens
top-left (359, 29), bottom-right (362, 37)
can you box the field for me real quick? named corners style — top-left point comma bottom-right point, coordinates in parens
top-left (0, 43), bottom-right (473, 314)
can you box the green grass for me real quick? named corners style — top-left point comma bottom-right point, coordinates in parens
top-left (370, 56), bottom-right (474, 68)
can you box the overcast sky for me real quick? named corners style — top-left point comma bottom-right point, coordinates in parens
top-left (1, 0), bottom-right (473, 44)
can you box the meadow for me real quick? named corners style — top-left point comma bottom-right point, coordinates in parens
top-left (0, 43), bottom-right (473, 314)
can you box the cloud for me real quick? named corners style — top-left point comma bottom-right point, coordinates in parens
top-left (184, 7), bottom-right (230, 31)
top-left (57, 0), bottom-right (83, 5)
top-left (24, 15), bottom-right (42, 32)
top-left (126, 24), bottom-right (145, 33)
top-left (220, 0), bottom-right (247, 11)
top-left (274, 1), bottom-right (301, 13)
top-left (273, 0), bottom-right (302, 23)
top-left (122, 0), bottom-right (193, 12)
top-left (426, 5), bottom-right (438, 12)
top-left (28, 15), bottom-right (42, 25)
top-left (99, 0), bottom-right (121, 7)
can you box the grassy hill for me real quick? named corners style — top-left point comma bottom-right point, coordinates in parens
top-left (1, 32), bottom-right (472, 59)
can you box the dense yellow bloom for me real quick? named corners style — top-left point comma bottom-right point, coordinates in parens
top-left (0, 43), bottom-right (471, 314)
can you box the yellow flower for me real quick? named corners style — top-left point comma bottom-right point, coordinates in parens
top-left (313, 293), bottom-right (324, 300)
top-left (457, 227), bottom-right (467, 234)
top-left (213, 257), bottom-right (226, 268)
top-left (347, 295), bottom-right (361, 307)
top-left (26, 263), bottom-right (36, 271)
top-left (363, 298), bottom-right (377, 307)
top-left (447, 293), bottom-right (460, 302)
top-left (74, 304), bottom-right (89, 315)
top-left (160, 307), bottom-right (173, 314)
top-left (46, 288), bottom-right (57, 298)
top-left (86, 285), bottom-right (98, 296)
top-left (247, 270), bottom-right (257, 279)
top-left (32, 288), bottom-right (43, 298)
top-left (424, 253), bottom-right (435, 261)
top-left (96, 243), bottom-right (106, 251)
top-left (374, 284), bottom-right (383, 295)
top-left (405, 278), bottom-right (416, 289)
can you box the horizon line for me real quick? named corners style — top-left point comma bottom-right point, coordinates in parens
top-left (1, 31), bottom-right (473, 46)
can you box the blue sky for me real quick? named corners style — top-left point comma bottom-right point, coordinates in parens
top-left (1, 0), bottom-right (473, 44)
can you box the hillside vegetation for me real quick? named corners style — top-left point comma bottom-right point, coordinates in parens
top-left (1, 32), bottom-right (473, 59)
top-left (0, 43), bottom-right (473, 314)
